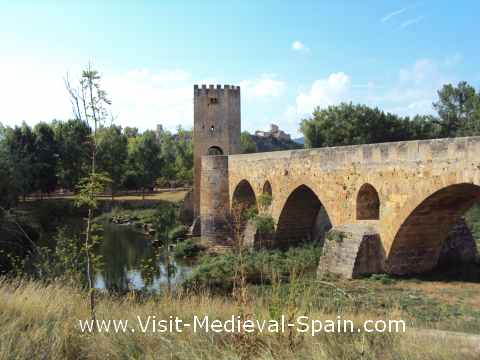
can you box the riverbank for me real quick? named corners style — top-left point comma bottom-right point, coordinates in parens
top-left (0, 278), bottom-right (478, 359)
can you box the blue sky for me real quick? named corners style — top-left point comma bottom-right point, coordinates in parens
top-left (1, 1), bottom-right (479, 137)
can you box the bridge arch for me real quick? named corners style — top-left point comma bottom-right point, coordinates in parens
top-left (356, 183), bottom-right (380, 220)
top-left (231, 179), bottom-right (258, 215)
top-left (262, 180), bottom-right (272, 196)
top-left (275, 184), bottom-right (332, 249)
top-left (386, 183), bottom-right (480, 275)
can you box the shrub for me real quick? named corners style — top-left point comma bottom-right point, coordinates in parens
top-left (174, 239), bottom-right (204, 259)
top-left (183, 243), bottom-right (323, 292)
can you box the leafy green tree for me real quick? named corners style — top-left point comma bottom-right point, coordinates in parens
top-left (0, 124), bottom-right (18, 209)
top-left (240, 131), bottom-right (257, 153)
top-left (53, 119), bottom-right (91, 191)
top-left (3, 123), bottom-right (37, 200)
top-left (300, 103), bottom-right (411, 148)
top-left (406, 115), bottom-right (442, 140)
top-left (97, 125), bottom-right (128, 198)
top-left (156, 128), bottom-right (177, 184)
top-left (127, 130), bottom-right (162, 198)
top-left (434, 81), bottom-right (479, 137)
top-left (173, 126), bottom-right (193, 183)
top-left (124, 126), bottom-right (139, 138)
top-left (33, 122), bottom-right (58, 197)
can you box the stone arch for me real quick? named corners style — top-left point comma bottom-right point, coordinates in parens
top-left (262, 181), bottom-right (272, 196)
top-left (356, 183), bottom-right (380, 220)
top-left (275, 184), bottom-right (332, 249)
top-left (386, 183), bottom-right (480, 275)
top-left (231, 179), bottom-right (258, 217)
top-left (207, 146), bottom-right (223, 155)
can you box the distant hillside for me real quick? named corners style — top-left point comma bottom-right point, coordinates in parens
top-left (249, 134), bottom-right (303, 152)
top-left (293, 137), bottom-right (304, 145)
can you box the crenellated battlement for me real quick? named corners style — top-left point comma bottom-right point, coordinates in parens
top-left (194, 84), bottom-right (240, 95)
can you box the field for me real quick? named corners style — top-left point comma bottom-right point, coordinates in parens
top-left (1, 276), bottom-right (479, 360)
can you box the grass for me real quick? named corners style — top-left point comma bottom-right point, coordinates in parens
top-left (29, 190), bottom-right (189, 204)
top-left (1, 278), bottom-right (478, 360)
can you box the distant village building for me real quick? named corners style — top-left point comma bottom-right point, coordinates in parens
top-left (255, 124), bottom-right (291, 141)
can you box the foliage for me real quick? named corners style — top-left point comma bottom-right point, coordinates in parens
top-left (153, 202), bottom-right (178, 241)
top-left (240, 131), bottom-right (257, 153)
top-left (183, 243), bottom-right (322, 291)
top-left (254, 214), bottom-right (275, 234)
top-left (173, 239), bottom-right (204, 259)
top-left (33, 122), bottom-right (58, 195)
top-left (300, 103), bottom-right (412, 148)
top-left (34, 227), bottom-right (103, 286)
top-left (257, 193), bottom-right (272, 210)
top-left (53, 118), bottom-right (91, 191)
top-left (434, 81), bottom-right (480, 137)
top-left (300, 81), bottom-right (480, 148)
top-left (168, 224), bottom-right (188, 241)
top-left (126, 130), bottom-right (162, 197)
top-left (325, 230), bottom-right (345, 243)
top-left (96, 125), bottom-right (128, 197)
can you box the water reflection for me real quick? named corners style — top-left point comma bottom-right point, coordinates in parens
top-left (94, 222), bottom-right (192, 293)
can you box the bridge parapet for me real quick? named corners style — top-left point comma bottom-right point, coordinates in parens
top-left (228, 136), bottom-right (480, 170)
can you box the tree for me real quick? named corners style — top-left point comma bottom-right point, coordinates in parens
top-left (53, 119), bottom-right (91, 191)
top-left (3, 123), bottom-right (37, 200)
top-left (173, 126), bottom-right (193, 183)
top-left (0, 124), bottom-right (18, 209)
top-left (299, 103), bottom-right (411, 148)
top-left (96, 125), bottom-right (128, 198)
top-left (156, 128), bottom-right (177, 184)
top-left (124, 126), bottom-right (139, 138)
top-left (65, 64), bottom-right (112, 322)
top-left (434, 81), bottom-right (479, 137)
top-left (127, 130), bottom-right (161, 198)
top-left (33, 122), bottom-right (58, 197)
top-left (406, 115), bottom-right (442, 140)
top-left (240, 131), bottom-right (257, 153)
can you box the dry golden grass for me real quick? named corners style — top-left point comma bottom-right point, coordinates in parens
top-left (0, 279), bottom-right (478, 360)
top-left (394, 280), bottom-right (480, 308)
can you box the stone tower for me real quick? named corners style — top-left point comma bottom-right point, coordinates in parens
top-left (193, 84), bottom-right (241, 217)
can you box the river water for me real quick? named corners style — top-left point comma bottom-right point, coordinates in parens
top-left (93, 221), bottom-right (194, 293)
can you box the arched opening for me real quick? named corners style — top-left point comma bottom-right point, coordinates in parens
top-left (387, 183), bottom-right (480, 276)
top-left (262, 181), bottom-right (272, 196)
top-left (231, 180), bottom-right (258, 235)
top-left (356, 183), bottom-right (380, 220)
top-left (275, 185), bottom-right (332, 249)
top-left (207, 146), bottom-right (223, 156)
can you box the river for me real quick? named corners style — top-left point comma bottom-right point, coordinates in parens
top-left (93, 221), bottom-right (194, 293)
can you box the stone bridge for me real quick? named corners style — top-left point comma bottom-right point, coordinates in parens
top-left (200, 136), bottom-right (480, 277)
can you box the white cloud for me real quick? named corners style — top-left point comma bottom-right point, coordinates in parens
top-left (0, 59), bottom-right (72, 127)
top-left (291, 40), bottom-right (310, 53)
top-left (295, 72), bottom-right (351, 114)
top-left (370, 58), bottom-right (455, 116)
top-left (105, 69), bottom-right (194, 131)
top-left (400, 16), bottom-right (425, 29)
top-left (381, 8), bottom-right (407, 22)
top-left (240, 74), bottom-right (286, 98)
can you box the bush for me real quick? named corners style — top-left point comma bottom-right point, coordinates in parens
top-left (174, 239), bottom-right (204, 259)
top-left (168, 225), bottom-right (188, 241)
top-left (182, 243), bottom-right (322, 292)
